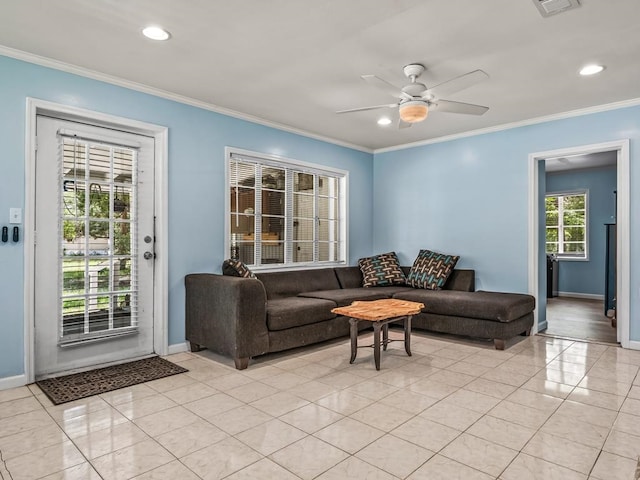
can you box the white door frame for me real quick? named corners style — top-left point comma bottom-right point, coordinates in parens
top-left (24, 98), bottom-right (169, 383)
top-left (527, 139), bottom-right (631, 348)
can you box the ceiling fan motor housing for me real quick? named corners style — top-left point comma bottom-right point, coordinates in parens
top-left (403, 63), bottom-right (425, 78)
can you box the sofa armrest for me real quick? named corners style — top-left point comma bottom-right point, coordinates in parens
top-left (185, 274), bottom-right (269, 368)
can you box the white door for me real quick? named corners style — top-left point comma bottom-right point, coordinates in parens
top-left (34, 116), bottom-right (156, 378)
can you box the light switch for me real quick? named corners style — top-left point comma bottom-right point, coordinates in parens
top-left (9, 208), bottom-right (22, 224)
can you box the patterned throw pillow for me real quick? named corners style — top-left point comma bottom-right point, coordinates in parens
top-left (222, 259), bottom-right (256, 278)
top-left (407, 249), bottom-right (459, 290)
top-left (358, 252), bottom-right (406, 287)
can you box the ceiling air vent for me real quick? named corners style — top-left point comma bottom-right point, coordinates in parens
top-left (533, 0), bottom-right (580, 17)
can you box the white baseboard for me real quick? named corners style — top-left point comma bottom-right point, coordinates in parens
top-left (0, 374), bottom-right (28, 391)
top-left (628, 340), bottom-right (640, 351)
top-left (167, 342), bottom-right (189, 355)
top-left (557, 292), bottom-right (605, 301)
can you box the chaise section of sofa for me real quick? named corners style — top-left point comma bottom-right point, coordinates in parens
top-left (392, 289), bottom-right (535, 349)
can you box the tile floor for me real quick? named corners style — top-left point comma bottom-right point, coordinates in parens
top-left (1, 331), bottom-right (640, 479)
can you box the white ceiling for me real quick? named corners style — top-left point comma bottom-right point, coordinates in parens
top-left (1, 0), bottom-right (639, 151)
top-left (545, 151), bottom-right (617, 173)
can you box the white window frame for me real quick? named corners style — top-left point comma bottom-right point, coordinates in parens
top-left (225, 147), bottom-right (348, 271)
top-left (545, 190), bottom-right (589, 261)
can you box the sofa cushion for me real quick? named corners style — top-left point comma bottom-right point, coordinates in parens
top-left (393, 289), bottom-right (535, 322)
top-left (334, 267), bottom-right (363, 289)
top-left (257, 268), bottom-right (341, 299)
top-left (406, 249), bottom-right (459, 290)
top-left (222, 259), bottom-right (256, 278)
top-left (299, 288), bottom-right (393, 307)
top-left (266, 297), bottom-right (338, 331)
top-left (358, 252), bottom-right (406, 287)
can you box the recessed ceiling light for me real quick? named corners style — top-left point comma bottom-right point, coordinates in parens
top-left (377, 117), bottom-right (392, 126)
top-left (579, 64), bottom-right (604, 76)
top-left (142, 26), bottom-right (171, 41)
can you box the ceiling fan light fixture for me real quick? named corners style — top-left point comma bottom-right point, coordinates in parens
top-left (399, 100), bottom-right (428, 123)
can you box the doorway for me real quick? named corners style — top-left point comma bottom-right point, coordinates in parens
top-left (25, 99), bottom-right (169, 382)
top-left (528, 140), bottom-right (630, 348)
top-left (541, 152), bottom-right (618, 344)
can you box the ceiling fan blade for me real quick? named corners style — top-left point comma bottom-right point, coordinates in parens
top-left (430, 99), bottom-right (489, 115)
top-left (398, 119), bottom-right (412, 129)
top-left (336, 103), bottom-right (397, 114)
top-left (427, 69), bottom-right (489, 98)
top-left (362, 75), bottom-right (411, 100)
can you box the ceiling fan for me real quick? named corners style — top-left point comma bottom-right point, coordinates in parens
top-left (337, 64), bottom-right (490, 128)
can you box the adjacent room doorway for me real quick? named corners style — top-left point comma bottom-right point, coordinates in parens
top-left (528, 140), bottom-right (630, 348)
top-left (541, 152), bottom-right (618, 344)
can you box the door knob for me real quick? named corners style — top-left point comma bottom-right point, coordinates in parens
top-left (143, 251), bottom-right (154, 260)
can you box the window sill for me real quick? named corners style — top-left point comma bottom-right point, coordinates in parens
top-left (555, 256), bottom-right (589, 262)
top-left (250, 261), bottom-right (347, 273)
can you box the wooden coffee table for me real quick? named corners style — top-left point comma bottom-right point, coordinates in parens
top-left (332, 299), bottom-right (424, 370)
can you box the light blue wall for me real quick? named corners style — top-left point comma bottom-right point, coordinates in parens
top-left (0, 55), bottom-right (374, 379)
top-left (373, 105), bottom-right (640, 341)
top-left (546, 167), bottom-right (617, 296)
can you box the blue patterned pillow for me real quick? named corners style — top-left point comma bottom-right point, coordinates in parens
top-left (407, 249), bottom-right (459, 290)
top-left (358, 252), bottom-right (406, 287)
top-left (222, 259), bottom-right (256, 278)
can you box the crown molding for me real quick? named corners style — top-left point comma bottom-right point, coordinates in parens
top-left (374, 97), bottom-right (640, 154)
top-left (0, 46), bottom-right (373, 154)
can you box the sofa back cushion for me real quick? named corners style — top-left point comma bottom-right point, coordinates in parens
top-left (257, 268), bottom-right (341, 299)
top-left (334, 267), bottom-right (363, 289)
top-left (400, 267), bottom-right (475, 292)
top-left (339, 266), bottom-right (475, 291)
top-left (444, 270), bottom-right (475, 292)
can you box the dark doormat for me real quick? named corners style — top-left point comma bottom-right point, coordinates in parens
top-left (36, 356), bottom-right (188, 405)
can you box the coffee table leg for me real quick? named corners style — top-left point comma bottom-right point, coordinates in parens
top-left (404, 315), bottom-right (412, 357)
top-left (382, 323), bottom-right (389, 351)
top-left (349, 318), bottom-right (358, 363)
top-left (373, 322), bottom-right (382, 370)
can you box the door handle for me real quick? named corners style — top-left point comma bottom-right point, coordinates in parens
top-left (143, 251), bottom-right (154, 260)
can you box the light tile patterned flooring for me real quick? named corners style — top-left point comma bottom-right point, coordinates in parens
top-left (1, 331), bottom-right (640, 479)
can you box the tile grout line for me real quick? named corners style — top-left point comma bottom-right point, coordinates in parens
top-left (0, 448), bottom-right (14, 480)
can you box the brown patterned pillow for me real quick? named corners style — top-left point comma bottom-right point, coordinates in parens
top-left (222, 259), bottom-right (256, 278)
top-left (358, 252), bottom-right (406, 287)
top-left (407, 249), bottom-right (459, 290)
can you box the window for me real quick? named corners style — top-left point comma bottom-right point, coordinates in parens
top-left (545, 191), bottom-right (588, 259)
top-left (226, 148), bottom-right (347, 269)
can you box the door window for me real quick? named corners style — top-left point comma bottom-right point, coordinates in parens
top-left (59, 137), bottom-right (139, 343)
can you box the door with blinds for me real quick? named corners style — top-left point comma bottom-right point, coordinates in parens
top-left (34, 116), bottom-right (156, 378)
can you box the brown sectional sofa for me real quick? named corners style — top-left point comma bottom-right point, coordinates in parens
top-left (185, 266), bottom-right (535, 369)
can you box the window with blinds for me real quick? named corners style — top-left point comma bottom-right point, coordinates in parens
top-left (59, 136), bottom-right (138, 343)
top-left (227, 149), bottom-right (347, 268)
